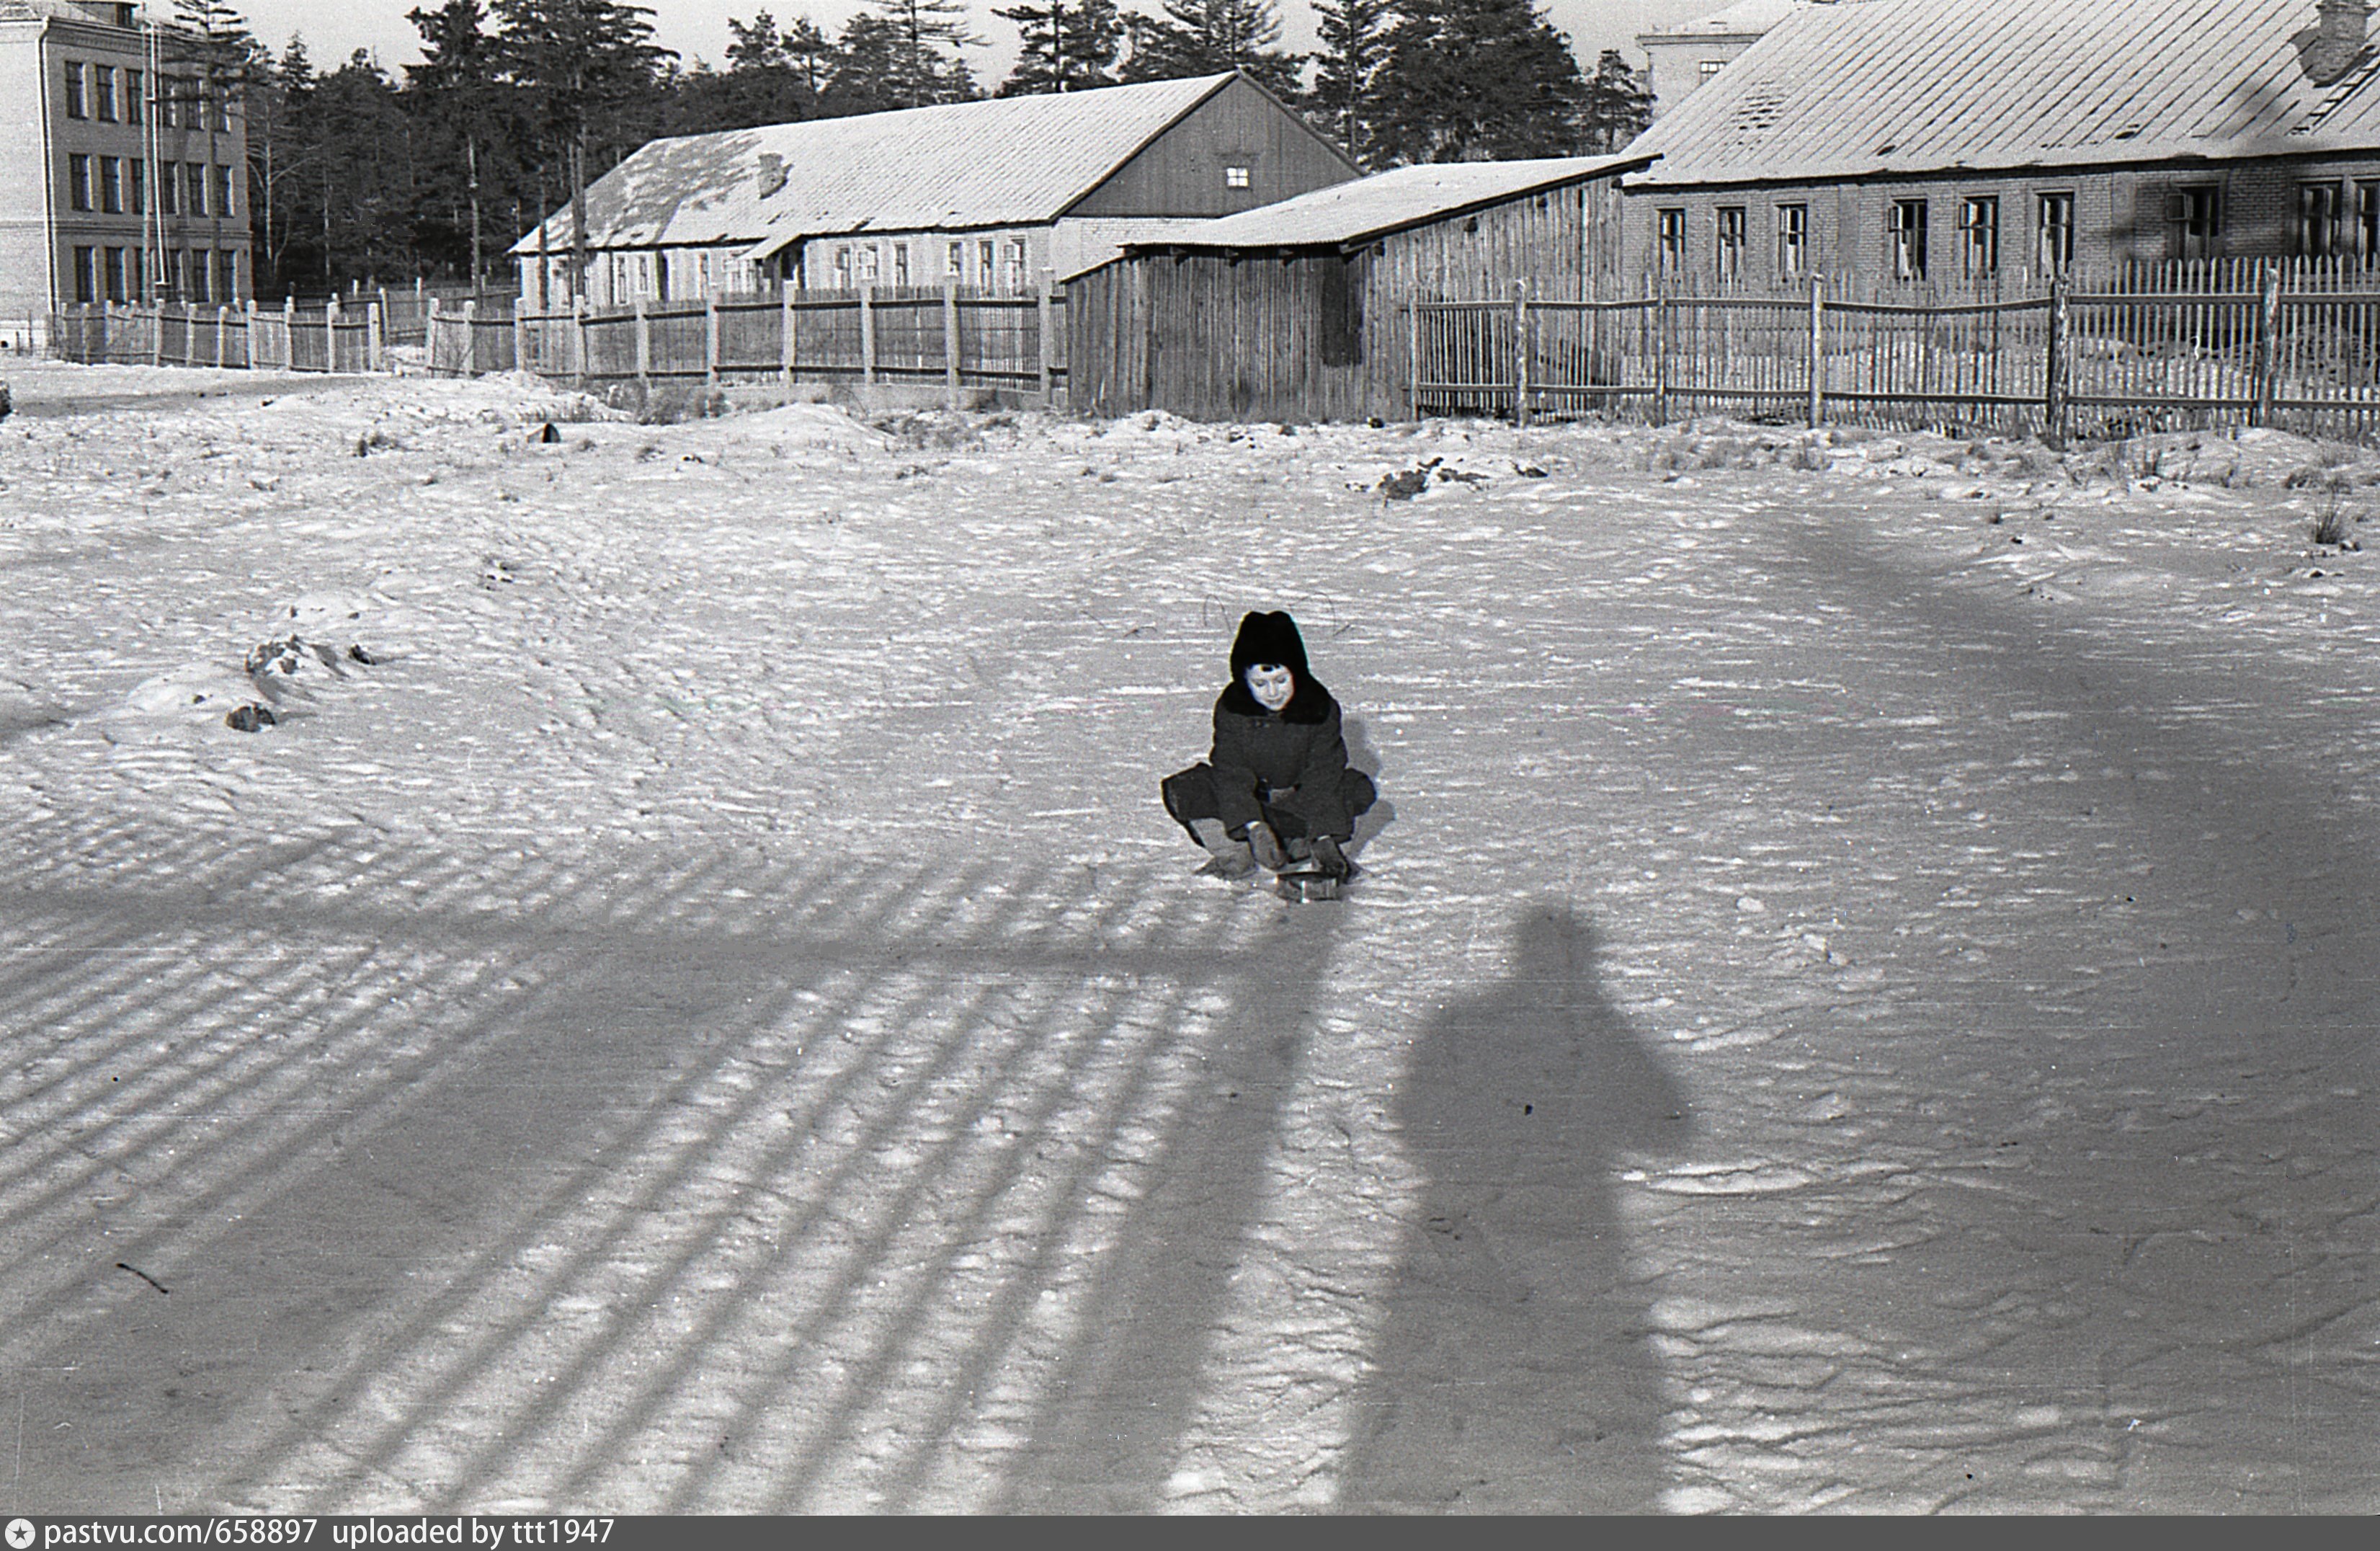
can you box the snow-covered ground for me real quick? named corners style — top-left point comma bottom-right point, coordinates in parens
top-left (1, 358), bottom-right (2374, 1514)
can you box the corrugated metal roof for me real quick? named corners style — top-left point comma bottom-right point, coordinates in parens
top-left (1629, 0), bottom-right (2380, 186)
top-left (1128, 155), bottom-right (1652, 251)
top-left (509, 73), bottom-right (1244, 256)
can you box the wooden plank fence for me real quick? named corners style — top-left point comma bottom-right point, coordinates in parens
top-left (50, 298), bottom-right (380, 373)
top-left (486, 281), bottom-right (1067, 406)
top-left (1418, 261), bottom-right (2380, 442)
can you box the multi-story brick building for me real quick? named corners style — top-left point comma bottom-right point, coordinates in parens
top-left (1621, 0), bottom-right (2380, 293)
top-left (0, 0), bottom-right (249, 342)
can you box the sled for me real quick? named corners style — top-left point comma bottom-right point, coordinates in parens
top-left (1272, 858), bottom-right (1359, 903)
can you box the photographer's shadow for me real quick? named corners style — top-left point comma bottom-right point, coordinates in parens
top-left (1341, 902), bottom-right (1693, 1512)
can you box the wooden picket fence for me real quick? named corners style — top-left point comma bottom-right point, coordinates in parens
top-left (1417, 261), bottom-right (2380, 441)
top-left (50, 296), bottom-right (383, 373)
top-left (440, 282), bottom-right (1069, 405)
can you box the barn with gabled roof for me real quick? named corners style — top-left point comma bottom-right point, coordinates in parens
top-left (1621, 0), bottom-right (2380, 290)
top-left (509, 71), bottom-right (1358, 310)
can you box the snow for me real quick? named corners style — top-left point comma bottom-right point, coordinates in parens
top-left (1, 358), bottom-right (2376, 1513)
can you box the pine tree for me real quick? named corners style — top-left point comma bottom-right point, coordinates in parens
top-left (1120, 0), bottom-right (1303, 99)
top-left (489, 0), bottom-right (674, 297)
top-left (994, 0), bottom-right (1125, 95)
top-left (404, 1), bottom-right (513, 285)
top-left (827, 10), bottom-right (977, 113)
top-left (1308, 0), bottom-right (1390, 164)
top-left (1372, 0), bottom-right (1587, 164)
top-left (174, 1), bottom-right (259, 295)
top-left (867, 0), bottom-right (984, 107)
top-left (1578, 47), bottom-right (1650, 154)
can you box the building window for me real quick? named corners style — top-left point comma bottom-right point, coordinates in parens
top-left (1775, 202), bottom-right (1807, 278)
top-left (103, 247), bottom-right (125, 303)
top-left (1889, 197), bottom-right (1928, 282)
top-left (67, 154), bottom-right (90, 213)
top-left (211, 164), bottom-right (233, 218)
top-left (2172, 184), bottom-right (2221, 262)
top-left (159, 161), bottom-right (177, 215)
top-left (128, 159), bottom-right (143, 219)
top-left (857, 244), bottom-right (879, 284)
top-left (1225, 164), bottom-right (1250, 188)
top-left (892, 241), bottom-right (909, 288)
top-left (217, 249), bottom-right (238, 301)
top-left (1714, 205), bottom-right (1746, 282)
top-left (94, 66), bottom-right (116, 122)
top-left (184, 161), bottom-right (205, 216)
top-left (833, 245), bottom-right (852, 288)
top-left (155, 78), bottom-right (177, 129)
top-left (63, 61), bottom-right (85, 119)
top-left (948, 239), bottom-right (965, 281)
top-left (206, 91), bottom-right (228, 132)
top-left (73, 246), bottom-right (94, 305)
top-left (1698, 58), bottom-right (1725, 83)
top-left (187, 249), bottom-right (208, 303)
top-left (125, 68), bottom-right (141, 125)
top-left (99, 157), bottom-right (122, 214)
top-left (1960, 195), bottom-right (1999, 277)
top-left (2037, 192), bottom-right (2074, 272)
top-left (1004, 239), bottom-right (1027, 292)
top-left (2358, 181), bottom-right (2380, 262)
top-left (1656, 206), bottom-right (1687, 273)
top-left (2300, 181), bottom-right (2345, 257)
top-left (977, 239), bottom-right (994, 287)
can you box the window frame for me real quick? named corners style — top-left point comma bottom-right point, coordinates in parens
top-left (2172, 183), bottom-right (2221, 262)
top-left (2036, 191), bottom-right (2074, 274)
top-left (63, 61), bottom-right (85, 120)
top-left (1888, 197), bottom-right (1929, 283)
top-left (159, 160), bottom-right (177, 215)
top-left (67, 154), bottom-right (91, 213)
top-left (94, 65), bottom-right (116, 122)
top-left (1773, 203), bottom-right (1809, 279)
top-left (1959, 195), bottom-right (1999, 277)
top-left (73, 245), bottom-right (95, 305)
top-left (1656, 206), bottom-right (1688, 274)
top-left (1224, 164), bottom-right (1251, 189)
top-left (211, 163), bottom-right (233, 218)
top-left (99, 156), bottom-right (122, 215)
top-left (2301, 179), bottom-right (2345, 258)
top-left (1713, 205), bottom-right (1747, 283)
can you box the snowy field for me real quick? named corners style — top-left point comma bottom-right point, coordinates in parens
top-left (1, 357), bottom-right (2375, 1514)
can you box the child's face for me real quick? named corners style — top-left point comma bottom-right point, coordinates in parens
top-left (1245, 662), bottom-right (1294, 711)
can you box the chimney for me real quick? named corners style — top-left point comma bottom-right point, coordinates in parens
top-left (2307, 0), bottom-right (2374, 85)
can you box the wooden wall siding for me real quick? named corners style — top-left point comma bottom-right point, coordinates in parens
top-left (1068, 175), bottom-right (1634, 422)
top-left (1069, 75), bottom-right (1356, 221)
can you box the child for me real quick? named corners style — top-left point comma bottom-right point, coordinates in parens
top-left (1162, 610), bottom-right (1376, 880)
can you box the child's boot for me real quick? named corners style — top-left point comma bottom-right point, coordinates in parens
top-left (1244, 820), bottom-right (1288, 872)
top-left (1189, 818), bottom-right (1255, 878)
top-left (1310, 834), bottom-right (1349, 879)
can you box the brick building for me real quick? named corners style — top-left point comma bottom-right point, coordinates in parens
top-left (509, 71), bottom-right (1357, 312)
top-left (0, 1), bottom-right (249, 340)
top-left (1634, 0), bottom-right (1799, 122)
top-left (1620, 0), bottom-right (2380, 293)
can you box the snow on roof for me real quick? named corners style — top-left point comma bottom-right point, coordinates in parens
top-left (1126, 155), bottom-right (1654, 252)
top-left (1629, 0), bottom-right (2380, 186)
top-left (1636, 0), bottom-right (1803, 42)
top-left (509, 74), bottom-right (1244, 257)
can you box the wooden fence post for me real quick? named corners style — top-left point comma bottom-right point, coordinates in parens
top-left (1653, 289), bottom-right (1671, 425)
top-left (634, 294), bottom-right (650, 385)
top-left (781, 284), bottom-right (797, 388)
top-left (215, 304), bottom-right (228, 369)
top-left (705, 289), bottom-right (721, 387)
top-left (427, 296), bottom-right (440, 374)
top-left (2043, 274), bottom-right (2069, 448)
top-left (1038, 275), bottom-right (1057, 409)
top-left (245, 299), bottom-right (258, 371)
top-left (367, 299), bottom-right (384, 372)
top-left (1512, 277), bottom-right (1531, 428)
top-left (512, 306), bottom-right (527, 378)
top-left (1407, 292), bottom-right (1422, 421)
top-left (282, 296), bottom-right (296, 372)
top-left (462, 298), bottom-right (478, 377)
top-left (1807, 273), bottom-right (1826, 427)
top-left (2252, 259), bottom-right (2281, 429)
top-left (943, 275), bottom-right (961, 409)
top-left (573, 296), bottom-right (588, 383)
top-left (860, 283), bottom-right (876, 390)
top-left (149, 300), bottom-right (162, 367)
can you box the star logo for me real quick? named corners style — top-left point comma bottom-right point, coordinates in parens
top-left (5, 1519), bottom-right (35, 1550)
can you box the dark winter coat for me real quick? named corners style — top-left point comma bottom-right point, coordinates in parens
top-left (1198, 610), bottom-right (1371, 840)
